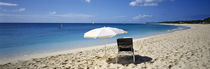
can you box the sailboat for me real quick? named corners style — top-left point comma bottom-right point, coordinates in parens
top-left (92, 21), bottom-right (95, 24)
top-left (91, 16), bottom-right (95, 24)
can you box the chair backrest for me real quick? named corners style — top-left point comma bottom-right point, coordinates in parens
top-left (117, 38), bottom-right (133, 51)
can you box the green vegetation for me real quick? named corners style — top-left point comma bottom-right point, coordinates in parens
top-left (203, 17), bottom-right (210, 23)
top-left (147, 17), bottom-right (210, 24)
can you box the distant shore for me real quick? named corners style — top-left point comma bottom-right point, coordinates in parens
top-left (146, 22), bottom-right (209, 24)
top-left (1, 24), bottom-right (210, 69)
top-left (146, 17), bottom-right (210, 24)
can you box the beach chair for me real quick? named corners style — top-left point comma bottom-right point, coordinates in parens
top-left (116, 38), bottom-right (135, 63)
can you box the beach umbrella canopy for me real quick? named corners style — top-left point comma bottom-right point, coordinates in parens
top-left (84, 27), bottom-right (127, 39)
top-left (84, 27), bottom-right (127, 57)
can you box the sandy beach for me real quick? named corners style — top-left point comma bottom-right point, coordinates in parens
top-left (0, 24), bottom-right (210, 69)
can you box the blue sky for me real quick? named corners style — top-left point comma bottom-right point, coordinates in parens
top-left (0, 0), bottom-right (210, 23)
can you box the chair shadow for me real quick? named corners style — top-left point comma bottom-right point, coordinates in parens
top-left (106, 55), bottom-right (152, 65)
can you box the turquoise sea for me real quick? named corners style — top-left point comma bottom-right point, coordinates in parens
top-left (0, 23), bottom-right (186, 59)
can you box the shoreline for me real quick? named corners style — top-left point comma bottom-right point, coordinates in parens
top-left (0, 24), bottom-right (188, 65)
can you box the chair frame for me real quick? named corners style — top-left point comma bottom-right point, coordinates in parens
top-left (116, 38), bottom-right (135, 63)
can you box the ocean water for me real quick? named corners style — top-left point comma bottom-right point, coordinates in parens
top-left (0, 23), bottom-right (182, 59)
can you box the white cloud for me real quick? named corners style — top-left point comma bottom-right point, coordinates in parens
top-left (143, 3), bottom-right (158, 6)
top-left (129, 0), bottom-right (172, 7)
top-left (132, 14), bottom-right (152, 20)
top-left (18, 8), bottom-right (25, 12)
top-left (49, 11), bottom-right (56, 15)
top-left (51, 13), bottom-right (93, 18)
top-left (0, 8), bottom-right (26, 12)
top-left (0, 2), bottom-right (18, 6)
top-left (85, 0), bottom-right (91, 3)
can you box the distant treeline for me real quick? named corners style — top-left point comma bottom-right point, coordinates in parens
top-left (147, 17), bottom-right (210, 24)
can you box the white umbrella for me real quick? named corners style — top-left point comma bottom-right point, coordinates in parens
top-left (84, 27), bottom-right (127, 56)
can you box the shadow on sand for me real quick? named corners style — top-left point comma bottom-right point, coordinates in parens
top-left (106, 55), bottom-right (152, 65)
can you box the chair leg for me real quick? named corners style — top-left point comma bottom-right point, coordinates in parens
top-left (133, 52), bottom-right (135, 63)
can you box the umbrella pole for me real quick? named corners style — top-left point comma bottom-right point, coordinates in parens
top-left (104, 39), bottom-right (106, 57)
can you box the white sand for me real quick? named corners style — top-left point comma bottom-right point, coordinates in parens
top-left (0, 24), bottom-right (210, 69)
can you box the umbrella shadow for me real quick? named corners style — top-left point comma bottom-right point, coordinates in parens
top-left (106, 55), bottom-right (152, 65)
